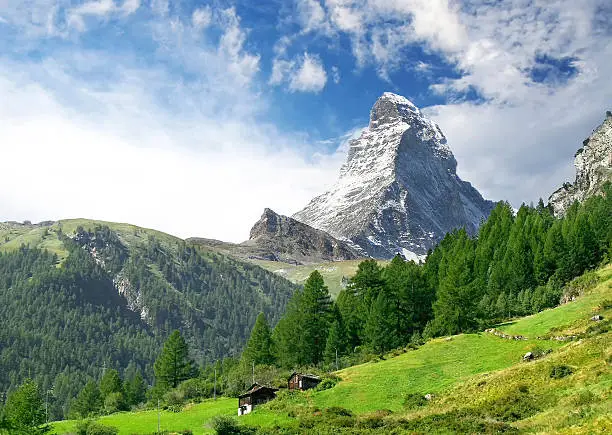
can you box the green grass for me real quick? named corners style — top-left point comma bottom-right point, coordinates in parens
top-left (499, 263), bottom-right (612, 338)
top-left (51, 398), bottom-right (291, 435)
top-left (312, 334), bottom-right (564, 414)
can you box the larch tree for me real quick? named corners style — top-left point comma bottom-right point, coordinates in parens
top-left (154, 330), bottom-right (195, 390)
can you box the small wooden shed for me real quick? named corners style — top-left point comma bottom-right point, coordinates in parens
top-left (287, 372), bottom-right (321, 391)
top-left (238, 383), bottom-right (278, 416)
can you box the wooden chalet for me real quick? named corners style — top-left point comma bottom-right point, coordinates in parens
top-left (237, 383), bottom-right (278, 416)
top-left (287, 372), bottom-right (321, 391)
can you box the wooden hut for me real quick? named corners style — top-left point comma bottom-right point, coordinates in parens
top-left (238, 383), bottom-right (278, 415)
top-left (287, 372), bottom-right (321, 391)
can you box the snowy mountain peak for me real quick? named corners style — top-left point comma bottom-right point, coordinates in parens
top-left (370, 92), bottom-right (420, 129)
top-left (294, 92), bottom-right (495, 259)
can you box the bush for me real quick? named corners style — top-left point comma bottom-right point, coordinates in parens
top-left (324, 406), bottom-right (353, 417)
top-left (211, 416), bottom-right (254, 435)
top-left (315, 375), bottom-right (340, 391)
top-left (75, 420), bottom-right (119, 435)
top-left (163, 389), bottom-right (185, 412)
top-left (528, 346), bottom-right (552, 359)
top-left (550, 365), bottom-right (573, 379)
top-left (103, 392), bottom-right (127, 415)
top-left (585, 319), bottom-right (610, 336)
top-left (476, 387), bottom-right (541, 422)
top-left (403, 393), bottom-right (428, 409)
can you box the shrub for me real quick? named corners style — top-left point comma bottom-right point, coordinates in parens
top-left (163, 389), bottom-right (185, 412)
top-left (324, 406), bottom-right (353, 417)
top-left (571, 389), bottom-right (596, 407)
top-left (75, 420), bottom-right (119, 435)
top-left (528, 346), bottom-right (552, 359)
top-left (477, 387), bottom-right (541, 422)
top-left (562, 271), bottom-right (600, 301)
top-left (211, 416), bottom-right (254, 435)
top-left (585, 319), bottom-right (610, 336)
top-left (403, 393), bottom-right (428, 409)
top-left (315, 375), bottom-right (340, 391)
top-left (550, 365), bottom-right (573, 379)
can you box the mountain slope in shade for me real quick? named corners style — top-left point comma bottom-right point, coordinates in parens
top-left (189, 208), bottom-right (362, 265)
top-left (549, 111), bottom-right (612, 216)
top-left (293, 92), bottom-right (495, 259)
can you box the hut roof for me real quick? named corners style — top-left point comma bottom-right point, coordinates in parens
top-left (288, 372), bottom-right (321, 381)
top-left (238, 383), bottom-right (278, 398)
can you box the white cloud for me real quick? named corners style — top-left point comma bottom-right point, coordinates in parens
top-left (271, 52), bottom-right (328, 93)
top-left (66, 0), bottom-right (140, 32)
top-left (290, 53), bottom-right (327, 92)
top-left (192, 6), bottom-right (211, 30)
top-left (0, 4), bottom-right (345, 242)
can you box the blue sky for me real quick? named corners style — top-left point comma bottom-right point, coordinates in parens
top-left (0, 0), bottom-right (611, 241)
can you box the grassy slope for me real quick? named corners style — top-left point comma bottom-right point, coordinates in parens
top-left (252, 259), bottom-right (389, 298)
top-left (499, 263), bottom-right (612, 338)
top-left (51, 264), bottom-right (611, 434)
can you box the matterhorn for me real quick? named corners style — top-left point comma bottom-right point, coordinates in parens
top-left (293, 92), bottom-right (495, 259)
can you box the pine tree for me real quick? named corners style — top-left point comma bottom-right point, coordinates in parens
top-left (154, 330), bottom-right (195, 390)
top-left (99, 369), bottom-right (123, 400)
top-left (4, 379), bottom-right (48, 434)
top-left (299, 271), bottom-right (333, 365)
top-left (70, 380), bottom-right (102, 418)
top-left (124, 371), bottom-right (146, 407)
top-left (365, 290), bottom-right (397, 354)
top-left (241, 313), bottom-right (275, 366)
top-left (324, 306), bottom-right (347, 365)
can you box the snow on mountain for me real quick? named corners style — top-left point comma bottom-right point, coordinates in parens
top-left (293, 92), bottom-right (495, 259)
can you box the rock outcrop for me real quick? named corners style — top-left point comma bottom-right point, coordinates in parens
top-left (189, 209), bottom-right (361, 264)
top-left (245, 208), bottom-right (361, 263)
top-left (293, 92), bottom-right (495, 259)
top-left (549, 112), bottom-right (612, 216)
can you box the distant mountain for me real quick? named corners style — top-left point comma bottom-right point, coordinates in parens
top-left (188, 208), bottom-right (362, 265)
top-left (294, 92), bottom-right (495, 260)
top-left (549, 111), bottom-right (612, 216)
top-left (0, 219), bottom-right (296, 405)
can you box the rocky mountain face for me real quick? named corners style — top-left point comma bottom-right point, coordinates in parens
top-left (293, 92), bottom-right (495, 260)
top-left (189, 208), bottom-right (361, 264)
top-left (549, 112), bottom-right (612, 216)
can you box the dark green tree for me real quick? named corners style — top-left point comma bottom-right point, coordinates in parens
top-left (124, 371), bottom-right (147, 407)
top-left (324, 306), bottom-right (347, 365)
top-left (241, 313), bottom-right (275, 366)
top-left (154, 330), bottom-right (195, 390)
top-left (70, 380), bottom-right (102, 418)
top-left (99, 369), bottom-right (123, 401)
top-left (364, 290), bottom-right (398, 354)
top-left (299, 271), bottom-right (333, 365)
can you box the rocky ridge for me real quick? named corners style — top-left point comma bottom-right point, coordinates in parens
top-left (293, 92), bottom-right (495, 259)
top-left (549, 112), bottom-right (612, 216)
top-left (189, 208), bottom-right (361, 264)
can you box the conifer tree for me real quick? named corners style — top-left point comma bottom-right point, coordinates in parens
top-left (299, 271), bottom-right (333, 365)
top-left (70, 380), bottom-right (102, 418)
top-left (124, 371), bottom-right (146, 407)
top-left (365, 290), bottom-right (397, 354)
top-left (242, 313), bottom-right (275, 366)
top-left (99, 369), bottom-right (123, 400)
top-left (324, 306), bottom-right (347, 365)
top-left (154, 330), bottom-right (195, 390)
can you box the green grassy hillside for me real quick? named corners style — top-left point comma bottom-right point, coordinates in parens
top-left (51, 263), bottom-right (611, 434)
